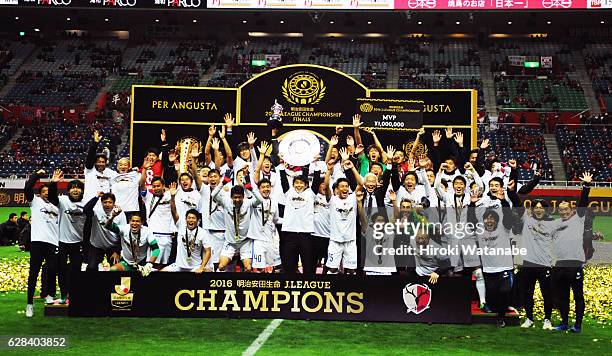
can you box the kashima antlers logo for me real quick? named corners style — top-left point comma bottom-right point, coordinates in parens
top-left (402, 283), bottom-right (431, 314)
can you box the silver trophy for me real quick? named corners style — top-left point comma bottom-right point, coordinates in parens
top-left (278, 130), bottom-right (320, 167)
top-left (268, 99), bottom-right (284, 129)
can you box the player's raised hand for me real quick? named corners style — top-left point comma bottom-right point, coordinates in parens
top-left (432, 130), bottom-right (441, 146)
top-left (480, 138), bottom-right (490, 149)
top-left (211, 137), bottom-right (220, 151)
top-left (352, 114), bottom-right (362, 128)
top-left (36, 169), bottom-right (47, 176)
top-left (223, 113), bottom-right (235, 129)
top-left (418, 154), bottom-right (429, 169)
top-left (169, 182), bottom-right (178, 196)
top-left (335, 125), bottom-right (344, 135)
top-left (454, 131), bottom-right (464, 147)
top-left (330, 135), bottom-right (339, 146)
top-left (51, 169), bottom-right (63, 182)
top-left (191, 146), bottom-right (200, 158)
top-left (112, 205), bottom-right (123, 217)
top-left (247, 132), bottom-right (257, 147)
top-left (407, 156), bottom-right (416, 171)
top-left (258, 141), bottom-right (270, 156)
top-left (343, 160), bottom-right (355, 170)
top-left (580, 171), bottom-right (593, 184)
top-left (464, 162), bottom-right (475, 172)
top-left (386, 145), bottom-right (396, 159)
top-left (417, 127), bottom-right (425, 136)
top-left (208, 125), bottom-right (216, 137)
top-left (168, 150), bottom-right (178, 163)
top-left (93, 130), bottom-right (102, 143)
top-left (219, 125), bottom-right (226, 140)
top-left (326, 159), bottom-right (336, 171)
top-left (428, 272), bottom-right (439, 285)
top-left (160, 129), bottom-right (166, 142)
top-left (445, 127), bottom-right (453, 139)
top-left (339, 147), bottom-right (350, 161)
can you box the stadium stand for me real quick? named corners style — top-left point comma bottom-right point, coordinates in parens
top-left (120, 39), bottom-right (218, 87)
top-left (27, 38), bottom-right (125, 73)
top-left (306, 39), bottom-right (389, 88)
top-left (0, 110), bottom-right (125, 178)
top-left (208, 39), bottom-right (300, 87)
top-left (0, 39), bottom-right (36, 76)
top-left (495, 77), bottom-right (587, 111)
top-left (556, 125), bottom-right (612, 182)
top-left (399, 39), bottom-right (480, 78)
top-left (4, 70), bottom-right (104, 107)
top-left (479, 124), bottom-right (554, 182)
top-left (490, 40), bottom-right (574, 74)
top-left (398, 40), bottom-right (484, 106)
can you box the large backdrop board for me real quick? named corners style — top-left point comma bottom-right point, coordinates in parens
top-left (69, 272), bottom-right (472, 324)
top-left (130, 64), bottom-right (476, 167)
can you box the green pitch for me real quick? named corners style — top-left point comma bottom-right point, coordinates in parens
top-left (0, 247), bottom-right (610, 355)
top-left (0, 207), bottom-right (29, 225)
top-left (0, 293), bottom-right (610, 356)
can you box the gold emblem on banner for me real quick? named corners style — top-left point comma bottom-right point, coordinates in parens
top-left (0, 192), bottom-right (10, 206)
top-left (282, 72), bottom-right (326, 105)
top-left (111, 276), bottom-right (134, 310)
top-left (403, 141), bottom-right (428, 157)
top-left (359, 102), bottom-right (374, 113)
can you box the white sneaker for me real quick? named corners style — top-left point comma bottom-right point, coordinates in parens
top-left (521, 319), bottom-right (534, 328)
top-left (25, 304), bottom-right (34, 318)
top-left (543, 319), bottom-right (553, 330)
top-left (44, 295), bottom-right (54, 304)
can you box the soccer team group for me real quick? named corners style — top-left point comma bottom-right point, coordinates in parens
top-left (24, 114), bottom-right (593, 331)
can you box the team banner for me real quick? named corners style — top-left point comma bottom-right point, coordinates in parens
top-left (369, 89), bottom-right (475, 126)
top-left (356, 98), bottom-right (423, 131)
top-left (69, 272), bottom-right (472, 323)
top-left (239, 65), bottom-right (368, 126)
top-left (131, 86), bottom-right (237, 124)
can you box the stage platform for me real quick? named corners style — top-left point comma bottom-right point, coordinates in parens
top-left (45, 302), bottom-right (521, 325)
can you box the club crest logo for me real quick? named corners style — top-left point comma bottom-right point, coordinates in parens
top-left (402, 283), bottom-right (431, 314)
top-left (359, 102), bottom-right (374, 113)
top-left (403, 140), bottom-right (428, 157)
top-left (111, 277), bottom-right (134, 310)
top-left (282, 72), bottom-right (326, 105)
